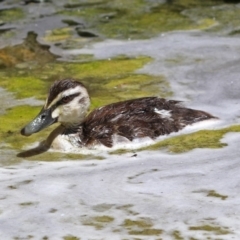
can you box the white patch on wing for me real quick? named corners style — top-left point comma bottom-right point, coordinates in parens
top-left (111, 114), bottom-right (122, 122)
top-left (154, 108), bottom-right (172, 119)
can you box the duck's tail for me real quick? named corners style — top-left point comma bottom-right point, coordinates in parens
top-left (179, 107), bottom-right (217, 125)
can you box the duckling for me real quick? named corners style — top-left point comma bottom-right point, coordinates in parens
top-left (20, 78), bottom-right (215, 151)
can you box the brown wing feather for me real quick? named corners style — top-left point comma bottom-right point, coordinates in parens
top-left (80, 97), bottom-right (215, 147)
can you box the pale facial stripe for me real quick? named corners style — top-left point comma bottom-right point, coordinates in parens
top-left (46, 86), bottom-right (83, 109)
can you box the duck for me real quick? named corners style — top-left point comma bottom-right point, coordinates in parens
top-left (20, 78), bottom-right (216, 153)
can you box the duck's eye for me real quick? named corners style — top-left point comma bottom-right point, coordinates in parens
top-left (61, 96), bottom-right (71, 104)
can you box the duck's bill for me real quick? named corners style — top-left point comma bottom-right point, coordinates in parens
top-left (21, 108), bottom-right (57, 136)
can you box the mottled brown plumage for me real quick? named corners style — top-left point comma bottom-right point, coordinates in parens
top-left (75, 97), bottom-right (214, 147)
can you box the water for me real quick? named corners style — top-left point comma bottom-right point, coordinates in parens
top-left (0, 0), bottom-right (240, 239)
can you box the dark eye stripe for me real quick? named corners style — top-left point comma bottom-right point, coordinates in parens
top-left (57, 92), bottom-right (80, 106)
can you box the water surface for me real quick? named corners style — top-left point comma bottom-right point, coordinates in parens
top-left (0, 0), bottom-right (240, 239)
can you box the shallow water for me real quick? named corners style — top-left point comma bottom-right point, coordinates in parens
top-left (1, 0), bottom-right (240, 239)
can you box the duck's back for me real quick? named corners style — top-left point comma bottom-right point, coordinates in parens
top-left (80, 97), bottom-right (214, 147)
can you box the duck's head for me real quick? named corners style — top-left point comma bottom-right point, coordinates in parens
top-left (21, 78), bottom-right (90, 136)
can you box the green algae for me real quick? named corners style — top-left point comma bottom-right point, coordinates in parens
top-left (128, 228), bottom-right (163, 236)
top-left (123, 218), bottom-right (153, 228)
top-left (104, 74), bottom-right (169, 93)
top-left (64, 56), bottom-right (169, 109)
top-left (140, 125), bottom-right (240, 153)
top-left (93, 215), bottom-right (115, 223)
top-left (66, 56), bottom-right (152, 80)
top-left (43, 27), bottom-right (76, 42)
top-left (63, 236), bottom-right (80, 240)
top-left (0, 105), bottom-right (44, 149)
top-left (24, 151), bottom-right (105, 162)
top-left (48, 0), bottom-right (235, 46)
top-left (90, 74), bottom-right (169, 109)
top-left (184, 4), bottom-right (240, 35)
top-left (0, 54), bottom-right (158, 102)
top-left (0, 8), bottom-right (24, 23)
top-left (0, 28), bottom-right (16, 40)
top-left (81, 215), bottom-right (114, 229)
top-left (109, 125), bottom-right (240, 155)
top-left (57, 0), bottom-right (220, 41)
top-left (19, 202), bottom-right (38, 206)
top-left (189, 225), bottom-right (231, 235)
top-left (0, 76), bottom-right (47, 99)
top-left (172, 230), bottom-right (184, 240)
top-left (174, 0), bottom-right (222, 8)
top-left (207, 190), bottom-right (228, 200)
top-left (122, 218), bottom-right (162, 236)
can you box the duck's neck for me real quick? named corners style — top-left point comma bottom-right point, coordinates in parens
top-left (61, 121), bottom-right (84, 134)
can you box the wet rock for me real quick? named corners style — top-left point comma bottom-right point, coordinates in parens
top-left (64, 1), bottom-right (105, 9)
top-left (0, 31), bottom-right (57, 68)
top-left (76, 28), bottom-right (98, 38)
top-left (0, 27), bottom-right (14, 34)
top-left (62, 19), bottom-right (84, 27)
top-left (23, 0), bottom-right (51, 4)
